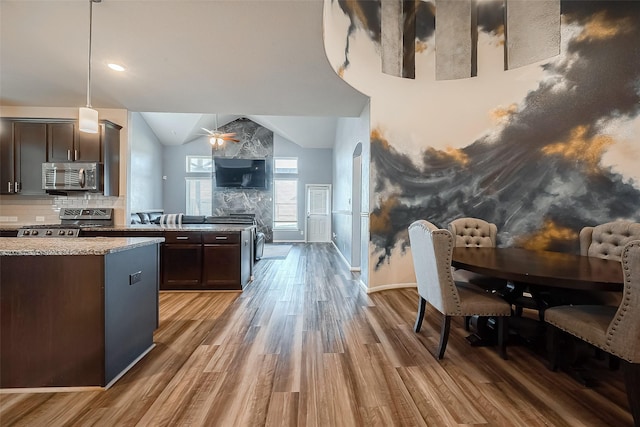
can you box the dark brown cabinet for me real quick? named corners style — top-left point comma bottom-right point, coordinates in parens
top-left (203, 232), bottom-right (243, 290)
top-left (161, 232), bottom-right (203, 288)
top-left (0, 120), bottom-right (47, 195)
top-left (160, 229), bottom-right (252, 291)
top-left (47, 121), bottom-right (101, 162)
top-left (0, 117), bottom-right (121, 196)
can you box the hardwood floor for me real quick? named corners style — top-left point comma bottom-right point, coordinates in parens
top-left (0, 243), bottom-right (633, 426)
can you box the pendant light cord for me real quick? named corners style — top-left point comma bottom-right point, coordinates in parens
top-left (86, 0), bottom-right (99, 108)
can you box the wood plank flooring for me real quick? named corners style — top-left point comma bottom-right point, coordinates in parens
top-left (0, 243), bottom-right (633, 426)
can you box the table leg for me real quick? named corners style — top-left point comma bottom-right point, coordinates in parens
top-left (623, 362), bottom-right (640, 427)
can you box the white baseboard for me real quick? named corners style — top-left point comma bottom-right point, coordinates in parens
top-left (272, 239), bottom-right (305, 243)
top-left (366, 283), bottom-right (417, 294)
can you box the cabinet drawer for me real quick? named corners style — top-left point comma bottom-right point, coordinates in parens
top-left (164, 232), bottom-right (202, 244)
top-left (202, 233), bottom-right (239, 244)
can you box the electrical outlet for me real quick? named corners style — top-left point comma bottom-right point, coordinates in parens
top-left (35, 216), bottom-right (45, 222)
top-left (129, 271), bottom-right (142, 285)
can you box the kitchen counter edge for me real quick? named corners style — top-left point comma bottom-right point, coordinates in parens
top-left (0, 237), bottom-right (165, 256)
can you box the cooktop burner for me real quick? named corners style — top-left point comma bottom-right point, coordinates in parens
top-left (17, 225), bottom-right (80, 237)
top-left (18, 208), bottom-right (114, 237)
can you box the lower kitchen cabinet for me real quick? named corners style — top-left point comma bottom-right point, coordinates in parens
top-left (161, 231), bottom-right (202, 289)
top-left (202, 232), bottom-right (248, 290)
top-left (160, 229), bottom-right (251, 290)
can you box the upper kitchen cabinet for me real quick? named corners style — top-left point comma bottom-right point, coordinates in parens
top-left (0, 120), bottom-right (47, 195)
top-left (0, 118), bottom-right (121, 196)
top-left (48, 122), bottom-right (101, 162)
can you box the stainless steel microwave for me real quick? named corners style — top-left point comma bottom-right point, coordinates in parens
top-left (42, 162), bottom-right (103, 192)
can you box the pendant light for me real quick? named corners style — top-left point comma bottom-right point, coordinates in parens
top-left (79, 0), bottom-right (101, 134)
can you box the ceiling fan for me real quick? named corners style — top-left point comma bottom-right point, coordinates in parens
top-left (201, 114), bottom-right (239, 147)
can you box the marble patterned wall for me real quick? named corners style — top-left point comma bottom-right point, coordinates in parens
top-left (324, 0), bottom-right (640, 290)
top-left (211, 118), bottom-right (274, 241)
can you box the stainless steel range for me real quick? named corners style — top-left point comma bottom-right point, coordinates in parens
top-left (18, 208), bottom-right (114, 237)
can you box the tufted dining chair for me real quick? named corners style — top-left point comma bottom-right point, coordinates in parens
top-left (448, 217), bottom-right (498, 248)
top-left (447, 218), bottom-right (506, 290)
top-left (545, 240), bottom-right (640, 426)
top-left (409, 220), bottom-right (511, 360)
top-left (578, 220), bottom-right (640, 306)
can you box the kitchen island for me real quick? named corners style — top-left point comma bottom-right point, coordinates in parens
top-left (0, 237), bottom-right (163, 390)
top-left (81, 224), bottom-right (255, 291)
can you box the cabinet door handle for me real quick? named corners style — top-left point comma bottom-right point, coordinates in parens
top-left (74, 149), bottom-right (78, 161)
top-left (8, 182), bottom-right (12, 193)
top-left (67, 149), bottom-right (72, 161)
top-left (215, 236), bottom-right (228, 240)
top-left (14, 182), bottom-right (20, 192)
top-left (176, 236), bottom-right (189, 240)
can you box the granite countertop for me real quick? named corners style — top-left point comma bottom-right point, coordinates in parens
top-left (0, 237), bottom-right (165, 256)
top-left (0, 224), bottom-right (255, 232)
top-left (86, 224), bottom-right (255, 232)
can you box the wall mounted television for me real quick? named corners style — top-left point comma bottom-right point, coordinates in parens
top-left (214, 158), bottom-right (267, 189)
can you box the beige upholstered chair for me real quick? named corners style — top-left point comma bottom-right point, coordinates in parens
top-left (545, 240), bottom-right (640, 426)
top-left (408, 220), bottom-right (511, 360)
top-left (447, 217), bottom-right (506, 290)
top-left (448, 217), bottom-right (498, 248)
top-left (578, 220), bottom-right (640, 306)
top-left (580, 220), bottom-right (640, 260)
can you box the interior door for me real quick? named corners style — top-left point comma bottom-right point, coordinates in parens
top-left (306, 184), bottom-right (331, 242)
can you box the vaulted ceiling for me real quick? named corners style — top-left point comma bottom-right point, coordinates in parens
top-left (0, 0), bottom-right (369, 147)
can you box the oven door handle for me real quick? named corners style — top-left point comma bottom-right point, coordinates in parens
top-left (78, 168), bottom-right (86, 188)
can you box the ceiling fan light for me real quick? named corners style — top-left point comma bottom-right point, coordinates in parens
top-left (79, 107), bottom-right (99, 133)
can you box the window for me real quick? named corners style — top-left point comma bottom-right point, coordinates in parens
top-left (185, 155), bottom-right (212, 215)
top-left (274, 157), bottom-right (298, 174)
top-left (273, 158), bottom-right (298, 229)
top-left (186, 155), bottom-right (212, 173)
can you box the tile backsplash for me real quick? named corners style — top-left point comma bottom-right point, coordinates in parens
top-left (0, 194), bottom-right (125, 225)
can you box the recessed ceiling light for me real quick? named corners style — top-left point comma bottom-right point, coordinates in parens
top-left (107, 63), bottom-right (126, 72)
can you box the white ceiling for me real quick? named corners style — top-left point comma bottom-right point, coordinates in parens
top-left (0, 0), bottom-right (369, 147)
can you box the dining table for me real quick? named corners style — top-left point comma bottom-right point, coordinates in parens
top-left (451, 246), bottom-right (638, 426)
top-left (451, 246), bottom-right (623, 346)
top-left (451, 246), bottom-right (623, 292)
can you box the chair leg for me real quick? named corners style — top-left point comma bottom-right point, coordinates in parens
top-left (437, 315), bottom-right (452, 360)
top-left (464, 316), bottom-right (470, 331)
top-left (622, 362), bottom-right (640, 427)
top-left (497, 316), bottom-right (508, 360)
top-left (414, 296), bottom-right (427, 333)
top-left (546, 325), bottom-right (561, 371)
top-left (609, 355), bottom-right (620, 371)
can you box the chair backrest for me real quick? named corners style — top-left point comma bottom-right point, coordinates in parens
top-left (606, 240), bottom-right (640, 363)
top-left (408, 220), bottom-right (462, 315)
top-left (448, 217), bottom-right (498, 248)
top-left (580, 221), bottom-right (640, 260)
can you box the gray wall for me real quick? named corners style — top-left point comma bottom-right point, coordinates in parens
top-left (129, 112), bottom-right (164, 213)
top-left (162, 137), bottom-right (212, 215)
top-left (273, 134), bottom-right (333, 242)
top-left (332, 103), bottom-right (370, 280)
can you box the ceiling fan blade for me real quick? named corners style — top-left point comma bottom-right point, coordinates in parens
top-left (227, 138), bottom-right (240, 143)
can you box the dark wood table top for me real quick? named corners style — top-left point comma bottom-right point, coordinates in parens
top-left (452, 247), bottom-right (624, 291)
